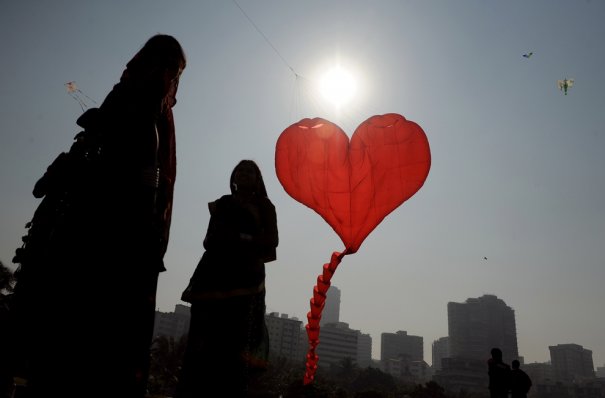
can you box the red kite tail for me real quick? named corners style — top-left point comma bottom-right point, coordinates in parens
top-left (303, 250), bottom-right (349, 384)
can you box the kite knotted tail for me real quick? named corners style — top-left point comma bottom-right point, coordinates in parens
top-left (303, 249), bottom-right (349, 385)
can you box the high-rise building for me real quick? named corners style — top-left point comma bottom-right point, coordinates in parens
top-left (357, 332), bottom-right (373, 368)
top-left (549, 343), bottom-right (595, 382)
top-left (448, 294), bottom-right (518, 363)
top-left (432, 336), bottom-right (450, 371)
top-left (321, 285), bottom-right (341, 326)
top-left (297, 326), bottom-right (309, 362)
top-left (380, 330), bottom-right (423, 363)
top-left (265, 312), bottom-right (303, 362)
top-left (316, 321), bottom-right (372, 368)
top-left (153, 304), bottom-right (191, 340)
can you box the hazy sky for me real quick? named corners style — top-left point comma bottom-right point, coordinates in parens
top-left (1, 1), bottom-right (604, 367)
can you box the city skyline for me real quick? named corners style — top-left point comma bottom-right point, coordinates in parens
top-left (304, 291), bottom-right (601, 368)
top-left (1, 1), bottom-right (604, 369)
top-left (154, 291), bottom-right (601, 372)
top-left (153, 302), bottom-right (602, 395)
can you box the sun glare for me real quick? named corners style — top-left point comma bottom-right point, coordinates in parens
top-left (319, 65), bottom-right (357, 107)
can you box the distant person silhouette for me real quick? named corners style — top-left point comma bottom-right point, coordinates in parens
top-left (10, 34), bottom-right (186, 398)
top-left (488, 347), bottom-right (512, 398)
top-left (511, 359), bottom-right (532, 398)
top-left (177, 160), bottom-right (279, 398)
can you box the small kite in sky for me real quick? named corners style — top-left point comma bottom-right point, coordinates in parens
top-left (557, 78), bottom-right (574, 95)
top-left (522, 52), bottom-right (533, 59)
top-left (65, 81), bottom-right (97, 111)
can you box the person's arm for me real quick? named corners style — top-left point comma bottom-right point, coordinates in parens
top-left (254, 199), bottom-right (278, 262)
top-left (203, 197), bottom-right (241, 251)
top-left (98, 88), bottom-right (160, 186)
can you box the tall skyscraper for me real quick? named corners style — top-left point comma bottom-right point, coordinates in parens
top-left (549, 343), bottom-right (595, 382)
top-left (321, 285), bottom-right (341, 326)
top-left (380, 330), bottom-right (423, 362)
top-left (432, 336), bottom-right (450, 370)
top-left (447, 294), bottom-right (518, 363)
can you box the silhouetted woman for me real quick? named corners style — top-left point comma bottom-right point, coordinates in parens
top-left (178, 160), bottom-right (279, 397)
top-left (10, 34), bottom-right (186, 398)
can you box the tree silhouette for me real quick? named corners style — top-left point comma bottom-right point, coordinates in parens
top-left (148, 334), bottom-right (188, 397)
top-left (142, 332), bottom-right (460, 398)
top-left (0, 261), bottom-right (16, 398)
top-left (0, 261), bottom-right (15, 298)
top-left (332, 357), bottom-right (359, 386)
top-left (350, 367), bottom-right (398, 396)
top-left (251, 355), bottom-right (304, 396)
top-left (408, 381), bottom-right (448, 398)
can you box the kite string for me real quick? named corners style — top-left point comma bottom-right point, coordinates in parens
top-left (233, 0), bottom-right (314, 122)
top-left (232, 0), bottom-right (297, 76)
top-left (232, 0), bottom-right (377, 128)
top-left (232, 0), bottom-right (331, 121)
top-left (76, 88), bottom-right (97, 105)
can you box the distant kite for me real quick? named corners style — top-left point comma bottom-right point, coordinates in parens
top-left (65, 81), bottom-right (97, 111)
top-left (557, 78), bottom-right (574, 95)
top-left (65, 81), bottom-right (78, 94)
top-left (522, 52), bottom-right (533, 58)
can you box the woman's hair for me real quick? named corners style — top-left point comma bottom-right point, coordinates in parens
top-left (119, 34), bottom-right (186, 107)
top-left (126, 34), bottom-right (186, 78)
top-left (230, 160), bottom-right (268, 198)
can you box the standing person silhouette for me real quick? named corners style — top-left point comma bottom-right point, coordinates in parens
top-left (488, 348), bottom-right (512, 398)
top-left (178, 160), bottom-right (279, 398)
top-left (511, 359), bottom-right (532, 398)
top-left (10, 34), bottom-right (186, 398)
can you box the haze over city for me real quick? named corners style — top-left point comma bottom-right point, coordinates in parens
top-left (1, 1), bottom-right (604, 367)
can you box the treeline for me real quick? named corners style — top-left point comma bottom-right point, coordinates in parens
top-left (148, 334), bottom-right (481, 398)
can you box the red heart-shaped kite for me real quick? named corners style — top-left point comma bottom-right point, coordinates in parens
top-left (275, 113), bottom-right (431, 253)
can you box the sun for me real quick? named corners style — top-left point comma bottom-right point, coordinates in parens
top-left (319, 65), bottom-right (357, 107)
